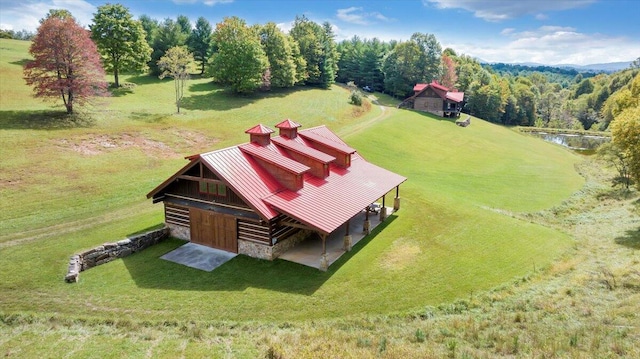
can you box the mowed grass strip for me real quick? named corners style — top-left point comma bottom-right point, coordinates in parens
top-left (1, 38), bottom-right (581, 322)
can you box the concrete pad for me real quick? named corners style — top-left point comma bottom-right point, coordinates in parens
top-left (160, 242), bottom-right (236, 272)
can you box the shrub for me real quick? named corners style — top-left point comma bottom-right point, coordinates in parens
top-left (350, 90), bottom-right (363, 106)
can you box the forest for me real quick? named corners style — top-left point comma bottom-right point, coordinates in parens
top-left (9, 5), bottom-right (640, 131)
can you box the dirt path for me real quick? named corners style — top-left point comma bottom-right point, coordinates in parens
top-left (339, 96), bottom-right (395, 138)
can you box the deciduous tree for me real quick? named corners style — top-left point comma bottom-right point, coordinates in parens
top-left (609, 77), bottom-right (640, 190)
top-left (158, 46), bottom-right (194, 114)
top-left (440, 54), bottom-right (457, 89)
top-left (290, 15), bottom-right (323, 85)
top-left (90, 3), bottom-right (152, 87)
top-left (258, 22), bottom-right (297, 88)
top-left (208, 16), bottom-right (267, 93)
top-left (24, 13), bottom-right (108, 114)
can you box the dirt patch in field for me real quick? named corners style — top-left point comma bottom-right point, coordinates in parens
top-left (55, 130), bottom-right (217, 159)
top-left (165, 129), bottom-right (219, 153)
top-left (379, 237), bottom-right (422, 271)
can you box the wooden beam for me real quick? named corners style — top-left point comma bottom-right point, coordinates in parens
top-left (177, 175), bottom-right (225, 184)
top-left (164, 194), bottom-right (253, 212)
top-left (321, 234), bottom-right (327, 255)
top-left (277, 220), bottom-right (315, 232)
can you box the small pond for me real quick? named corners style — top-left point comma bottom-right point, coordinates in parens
top-left (529, 132), bottom-right (610, 153)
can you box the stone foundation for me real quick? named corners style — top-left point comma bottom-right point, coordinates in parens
top-left (272, 230), bottom-right (310, 258)
top-left (238, 239), bottom-right (273, 260)
top-left (167, 222), bottom-right (190, 241)
top-left (238, 230), bottom-right (311, 261)
top-left (64, 226), bottom-right (169, 283)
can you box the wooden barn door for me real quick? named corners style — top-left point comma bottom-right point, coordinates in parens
top-left (189, 208), bottom-right (238, 253)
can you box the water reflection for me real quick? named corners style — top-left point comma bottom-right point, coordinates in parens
top-left (530, 132), bottom-right (610, 151)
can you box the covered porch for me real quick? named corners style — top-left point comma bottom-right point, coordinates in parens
top-left (278, 193), bottom-right (400, 270)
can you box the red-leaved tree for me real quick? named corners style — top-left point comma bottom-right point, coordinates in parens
top-left (440, 54), bottom-right (458, 90)
top-left (24, 15), bottom-right (108, 114)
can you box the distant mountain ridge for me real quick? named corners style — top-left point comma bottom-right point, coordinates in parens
top-left (483, 60), bottom-right (633, 73)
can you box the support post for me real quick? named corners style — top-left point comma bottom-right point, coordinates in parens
top-left (394, 186), bottom-right (401, 212)
top-left (343, 220), bottom-right (352, 251)
top-left (380, 195), bottom-right (387, 221)
top-left (319, 234), bottom-right (328, 271)
top-left (363, 207), bottom-right (370, 234)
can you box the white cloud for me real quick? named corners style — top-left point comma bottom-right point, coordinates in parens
top-left (448, 25), bottom-right (640, 65)
top-left (336, 7), bottom-right (392, 25)
top-left (0, 0), bottom-right (96, 32)
top-left (276, 20), bottom-right (294, 34)
top-left (500, 28), bottom-right (515, 35)
top-left (424, 0), bottom-right (595, 22)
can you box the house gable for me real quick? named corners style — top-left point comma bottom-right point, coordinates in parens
top-left (410, 81), bottom-right (464, 117)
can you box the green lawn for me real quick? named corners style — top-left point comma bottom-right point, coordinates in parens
top-left (0, 38), bottom-right (584, 324)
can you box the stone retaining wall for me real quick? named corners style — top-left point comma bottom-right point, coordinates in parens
top-left (65, 226), bottom-right (169, 283)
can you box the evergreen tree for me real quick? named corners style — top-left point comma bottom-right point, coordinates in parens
top-left (187, 17), bottom-right (212, 75)
top-left (319, 22), bottom-right (339, 88)
top-left (150, 18), bottom-right (188, 75)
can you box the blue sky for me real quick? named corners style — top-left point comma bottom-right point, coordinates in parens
top-left (1, 0), bottom-right (639, 65)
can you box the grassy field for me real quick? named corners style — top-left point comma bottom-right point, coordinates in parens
top-left (1, 38), bottom-right (637, 357)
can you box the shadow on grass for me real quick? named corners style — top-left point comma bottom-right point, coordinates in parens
top-left (408, 108), bottom-right (461, 124)
top-left (122, 215), bottom-right (396, 295)
top-left (126, 74), bottom-right (163, 86)
top-left (180, 85), bottom-right (315, 111)
top-left (129, 112), bottom-right (169, 124)
top-left (0, 110), bottom-right (95, 130)
top-left (10, 59), bottom-right (30, 66)
top-left (615, 227), bottom-right (640, 249)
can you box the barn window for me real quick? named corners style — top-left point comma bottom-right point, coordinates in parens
top-left (199, 181), bottom-right (227, 197)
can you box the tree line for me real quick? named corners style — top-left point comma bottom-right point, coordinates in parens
top-left (19, 3), bottom-right (640, 132)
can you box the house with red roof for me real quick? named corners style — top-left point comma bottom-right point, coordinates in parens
top-left (147, 120), bottom-right (406, 270)
top-left (408, 81), bottom-right (464, 117)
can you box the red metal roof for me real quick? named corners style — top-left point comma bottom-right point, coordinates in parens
top-left (413, 83), bottom-right (428, 92)
top-left (264, 156), bottom-right (406, 235)
top-left (298, 130), bottom-right (356, 155)
top-left (275, 119), bottom-right (301, 129)
top-left (271, 136), bottom-right (335, 164)
top-left (150, 125), bottom-right (406, 233)
top-left (412, 81), bottom-right (464, 103)
top-left (200, 147), bottom-right (282, 220)
top-left (239, 143), bottom-right (310, 175)
top-left (245, 124), bottom-right (274, 135)
top-left (446, 91), bottom-right (464, 102)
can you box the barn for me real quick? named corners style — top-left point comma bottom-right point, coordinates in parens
top-left (147, 120), bottom-right (406, 270)
top-left (409, 81), bottom-right (464, 117)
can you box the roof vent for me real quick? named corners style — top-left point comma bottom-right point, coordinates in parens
top-left (245, 124), bottom-right (274, 146)
top-left (275, 119), bottom-right (301, 139)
